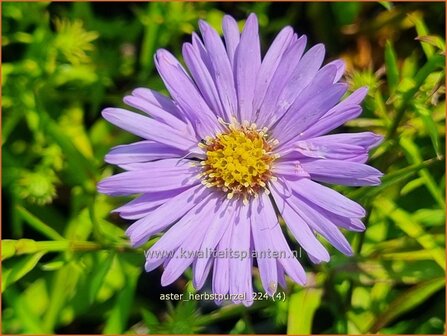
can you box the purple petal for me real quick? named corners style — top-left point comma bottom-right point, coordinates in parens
top-left (199, 20), bottom-right (238, 118)
top-left (229, 203), bottom-right (253, 305)
top-left (272, 161), bottom-right (310, 180)
top-left (105, 141), bottom-right (183, 165)
top-left (259, 190), bottom-right (307, 284)
top-left (301, 104), bottom-right (362, 139)
top-left (325, 59), bottom-right (345, 83)
top-left (287, 178), bottom-right (366, 218)
top-left (234, 13), bottom-right (261, 121)
top-left (286, 194), bottom-right (353, 256)
top-left (97, 159), bottom-right (199, 196)
top-left (313, 132), bottom-right (384, 150)
top-left (271, 181), bottom-right (330, 263)
top-left (300, 159), bottom-right (383, 186)
top-left (255, 35), bottom-right (307, 127)
top-left (253, 26), bottom-right (294, 113)
top-left (315, 206), bottom-right (367, 232)
top-left (193, 256), bottom-right (214, 290)
top-left (222, 15), bottom-right (240, 66)
top-left (160, 196), bottom-right (221, 286)
top-left (123, 95), bottom-right (188, 132)
top-left (102, 108), bottom-right (197, 151)
top-left (182, 43), bottom-right (226, 118)
top-left (127, 185), bottom-right (209, 248)
top-left (274, 83), bottom-right (348, 148)
top-left (323, 86), bottom-right (368, 119)
top-left (276, 261), bottom-right (288, 289)
top-left (273, 44), bottom-right (326, 124)
top-left (212, 217), bottom-right (233, 296)
top-left (194, 200), bottom-right (234, 288)
top-left (131, 88), bottom-right (187, 121)
top-left (155, 49), bottom-right (219, 137)
top-left (113, 188), bottom-right (188, 219)
top-left (251, 193), bottom-right (278, 295)
top-left (282, 139), bottom-right (368, 162)
top-left (191, 32), bottom-right (212, 71)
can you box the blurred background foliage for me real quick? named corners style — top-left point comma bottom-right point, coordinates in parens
top-left (1, 1), bottom-right (445, 334)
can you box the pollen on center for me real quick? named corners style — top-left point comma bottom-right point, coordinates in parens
top-left (198, 118), bottom-right (279, 203)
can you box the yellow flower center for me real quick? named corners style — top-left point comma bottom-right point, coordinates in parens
top-left (199, 118), bottom-right (279, 204)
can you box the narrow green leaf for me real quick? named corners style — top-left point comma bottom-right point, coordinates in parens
top-left (385, 40), bottom-right (399, 93)
top-left (103, 257), bottom-right (139, 334)
top-left (2, 252), bottom-right (45, 292)
top-left (400, 137), bottom-right (445, 208)
top-left (287, 288), bottom-right (323, 334)
top-left (374, 197), bottom-right (445, 269)
top-left (413, 102), bottom-right (441, 157)
top-left (43, 262), bottom-right (82, 332)
top-left (409, 14), bottom-right (435, 58)
top-left (88, 252), bottom-right (115, 303)
top-left (378, 1), bottom-right (393, 10)
top-left (369, 277), bottom-right (445, 332)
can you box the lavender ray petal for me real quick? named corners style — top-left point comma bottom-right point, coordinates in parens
top-left (253, 26), bottom-right (294, 113)
top-left (260, 189), bottom-right (307, 284)
top-left (222, 15), bottom-right (240, 66)
top-left (194, 200), bottom-right (235, 286)
top-left (300, 104), bottom-right (362, 139)
top-left (287, 193), bottom-right (354, 255)
top-left (154, 49), bottom-right (220, 137)
top-left (183, 42), bottom-right (225, 118)
top-left (97, 159), bottom-right (200, 196)
top-left (255, 35), bottom-right (307, 127)
top-left (234, 13), bottom-right (261, 121)
top-left (300, 159), bottom-right (384, 186)
top-left (102, 108), bottom-right (197, 151)
top-left (123, 95), bottom-right (189, 132)
top-left (287, 178), bottom-right (366, 218)
top-left (105, 140), bottom-right (184, 165)
top-left (229, 202), bottom-right (253, 304)
top-left (274, 83), bottom-right (348, 148)
top-left (199, 20), bottom-right (238, 119)
top-left (160, 196), bottom-right (221, 286)
top-left (251, 193), bottom-right (278, 295)
top-left (270, 180), bottom-right (330, 263)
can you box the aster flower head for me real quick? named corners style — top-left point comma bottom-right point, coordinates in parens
top-left (98, 13), bottom-right (383, 306)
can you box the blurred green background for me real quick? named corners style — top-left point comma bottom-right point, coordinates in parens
top-left (2, 1), bottom-right (445, 334)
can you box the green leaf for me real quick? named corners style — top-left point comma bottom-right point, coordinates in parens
top-left (374, 197), bottom-right (445, 269)
top-left (2, 252), bottom-right (45, 291)
top-left (400, 137), bottom-right (445, 208)
top-left (369, 277), bottom-right (445, 332)
top-left (409, 14), bottom-right (435, 58)
top-left (287, 288), bottom-right (323, 334)
top-left (3, 286), bottom-right (50, 333)
top-left (378, 1), bottom-right (393, 10)
top-left (102, 256), bottom-right (139, 334)
top-left (384, 40), bottom-right (399, 94)
top-left (88, 252), bottom-right (115, 303)
top-left (413, 102), bottom-right (441, 157)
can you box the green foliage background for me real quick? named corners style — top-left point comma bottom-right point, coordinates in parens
top-left (2, 2), bottom-right (445, 334)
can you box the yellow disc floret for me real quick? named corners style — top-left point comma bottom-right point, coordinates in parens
top-left (198, 118), bottom-right (279, 203)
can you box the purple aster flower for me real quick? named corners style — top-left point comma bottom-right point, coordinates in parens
top-left (98, 13), bottom-right (383, 306)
